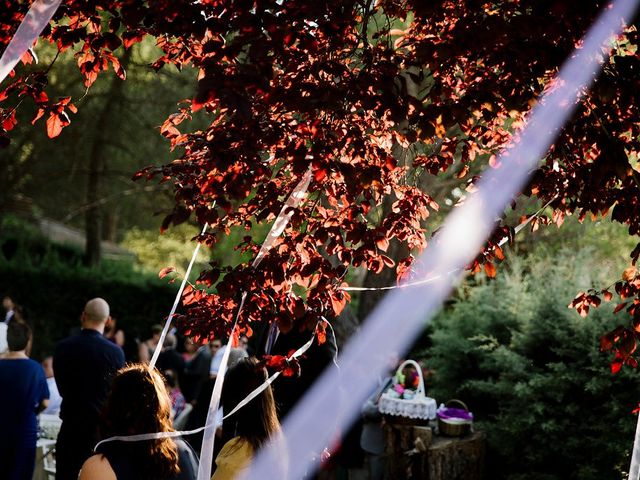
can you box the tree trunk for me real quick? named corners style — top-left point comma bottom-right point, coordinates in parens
top-left (103, 210), bottom-right (118, 243)
top-left (84, 50), bottom-right (130, 267)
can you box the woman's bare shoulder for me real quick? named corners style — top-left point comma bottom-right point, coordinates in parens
top-left (79, 454), bottom-right (117, 480)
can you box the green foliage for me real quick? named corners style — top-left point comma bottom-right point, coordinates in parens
top-left (422, 248), bottom-right (640, 480)
top-left (122, 223), bottom-right (211, 278)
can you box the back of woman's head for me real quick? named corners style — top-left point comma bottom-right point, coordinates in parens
top-left (222, 357), bottom-right (280, 451)
top-left (7, 320), bottom-right (31, 352)
top-left (100, 364), bottom-right (179, 479)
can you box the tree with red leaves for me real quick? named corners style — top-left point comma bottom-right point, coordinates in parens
top-left (2, 1), bottom-right (640, 371)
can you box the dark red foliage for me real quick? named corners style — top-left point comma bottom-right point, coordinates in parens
top-left (3, 1), bottom-right (640, 369)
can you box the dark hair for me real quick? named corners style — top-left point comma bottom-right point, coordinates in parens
top-left (100, 364), bottom-right (179, 479)
top-left (222, 357), bottom-right (280, 452)
top-left (7, 320), bottom-right (31, 351)
top-left (163, 369), bottom-right (178, 389)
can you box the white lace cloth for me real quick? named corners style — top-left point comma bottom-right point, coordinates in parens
top-left (378, 392), bottom-right (437, 420)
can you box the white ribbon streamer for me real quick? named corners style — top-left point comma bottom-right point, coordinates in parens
top-left (0, 0), bottom-right (62, 85)
top-left (244, 2), bottom-right (638, 478)
top-left (252, 168), bottom-right (313, 266)
top-left (150, 221), bottom-right (210, 368)
top-left (630, 411), bottom-right (640, 480)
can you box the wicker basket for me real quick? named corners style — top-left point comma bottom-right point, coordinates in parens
top-left (378, 360), bottom-right (437, 425)
top-left (437, 399), bottom-right (472, 437)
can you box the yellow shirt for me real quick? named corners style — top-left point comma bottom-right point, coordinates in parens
top-left (212, 437), bottom-right (253, 480)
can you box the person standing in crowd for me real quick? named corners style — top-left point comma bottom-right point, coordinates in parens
top-left (180, 337), bottom-right (212, 404)
top-left (3, 295), bottom-right (15, 323)
top-left (213, 357), bottom-right (283, 480)
top-left (0, 321), bottom-right (49, 480)
top-left (0, 320), bottom-right (7, 354)
top-left (156, 334), bottom-right (185, 378)
top-left (360, 373), bottom-right (393, 480)
top-left (54, 298), bottom-right (125, 480)
top-left (41, 356), bottom-right (62, 415)
top-left (139, 324), bottom-right (163, 363)
top-left (104, 316), bottom-right (125, 349)
top-left (79, 364), bottom-right (199, 480)
top-left (209, 338), bottom-right (225, 379)
top-left (248, 316), bottom-right (337, 420)
top-left (164, 369), bottom-right (186, 419)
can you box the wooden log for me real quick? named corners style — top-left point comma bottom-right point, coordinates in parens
top-left (384, 422), bottom-right (415, 478)
top-left (427, 431), bottom-right (485, 480)
top-left (383, 422), bottom-right (432, 478)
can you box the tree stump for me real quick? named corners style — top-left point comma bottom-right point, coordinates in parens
top-left (384, 423), bottom-right (485, 479)
top-left (383, 422), bottom-right (432, 478)
top-left (427, 432), bottom-right (485, 480)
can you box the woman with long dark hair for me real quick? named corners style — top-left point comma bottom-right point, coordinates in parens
top-left (212, 357), bottom-right (282, 479)
top-left (79, 364), bottom-right (198, 480)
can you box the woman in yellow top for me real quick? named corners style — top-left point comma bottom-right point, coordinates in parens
top-left (212, 357), bottom-right (281, 480)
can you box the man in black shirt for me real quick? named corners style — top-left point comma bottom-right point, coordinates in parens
top-left (54, 298), bottom-right (125, 480)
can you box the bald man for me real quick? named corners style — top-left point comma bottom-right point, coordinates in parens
top-left (53, 298), bottom-right (125, 480)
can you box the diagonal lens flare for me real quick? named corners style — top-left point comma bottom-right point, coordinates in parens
top-left (0, 0), bottom-right (62, 85)
top-left (243, 1), bottom-right (639, 479)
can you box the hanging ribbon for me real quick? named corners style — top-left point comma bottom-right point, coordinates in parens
top-left (0, 0), bottom-right (62, 85)
top-left (244, 2), bottom-right (639, 478)
top-left (150, 220), bottom-right (211, 368)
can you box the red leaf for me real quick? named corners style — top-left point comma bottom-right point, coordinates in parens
top-left (603, 290), bottom-right (613, 302)
top-left (381, 255), bottom-right (395, 268)
top-left (159, 266), bottom-right (176, 279)
top-left (611, 359), bottom-right (623, 374)
top-left (586, 295), bottom-right (601, 308)
top-left (623, 266), bottom-right (637, 282)
top-left (484, 262), bottom-right (497, 278)
top-left (315, 322), bottom-right (327, 345)
top-left (2, 111), bottom-right (17, 131)
top-left (600, 334), bottom-right (614, 352)
top-left (329, 291), bottom-right (347, 316)
top-left (46, 113), bottom-right (65, 138)
top-left (614, 302), bottom-right (629, 314)
top-left (376, 237), bottom-right (389, 252)
top-left (314, 168), bottom-right (327, 183)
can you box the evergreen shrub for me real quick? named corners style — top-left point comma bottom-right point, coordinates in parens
top-left (422, 249), bottom-right (640, 480)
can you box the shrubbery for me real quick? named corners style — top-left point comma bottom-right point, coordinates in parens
top-left (0, 217), bottom-right (177, 360)
top-left (421, 248), bottom-right (640, 480)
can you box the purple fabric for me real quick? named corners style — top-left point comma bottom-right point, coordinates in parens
top-left (437, 408), bottom-right (473, 421)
